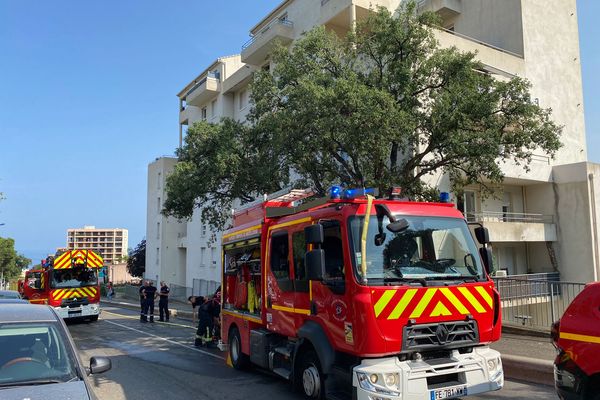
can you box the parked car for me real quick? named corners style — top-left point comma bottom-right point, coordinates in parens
top-left (0, 290), bottom-right (22, 299)
top-left (552, 281), bottom-right (600, 400)
top-left (0, 303), bottom-right (111, 399)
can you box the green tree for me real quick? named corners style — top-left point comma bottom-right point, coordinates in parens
top-left (127, 239), bottom-right (146, 278)
top-left (164, 1), bottom-right (561, 228)
top-left (0, 237), bottom-right (29, 281)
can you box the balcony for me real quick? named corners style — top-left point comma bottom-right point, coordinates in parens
top-left (469, 212), bottom-right (557, 242)
top-left (223, 66), bottom-right (253, 94)
top-left (434, 27), bottom-right (525, 77)
top-left (418, 0), bottom-right (461, 20)
top-left (185, 71), bottom-right (221, 107)
top-left (241, 19), bottom-right (294, 66)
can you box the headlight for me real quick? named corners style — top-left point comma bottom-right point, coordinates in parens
top-left (384, 373), bottom-right (399, 386)
top-left (356, 372), bottom-right (400, 396)
top-left (487, 359), bottom-right (497, 371)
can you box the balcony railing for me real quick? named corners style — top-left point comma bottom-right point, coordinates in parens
top-left (466, 211), bottom-right (554, 224)
top-left (184, 70), bottom-right (221, 99)
top-left (242, 19), bottom-right (294, 51)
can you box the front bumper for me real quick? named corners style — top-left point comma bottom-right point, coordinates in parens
top-left (54, 303), bottom-right (101, 319)
top-left (353, 347), bottom-right (503, 400)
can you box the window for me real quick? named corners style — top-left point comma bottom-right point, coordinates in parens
top-left (200, 247), bottom-right (206, 267)
top-left (201, 224), bottom-right (207, 237)
top-left (270, 232), bottom-right (289, 280)
top-left (211, 99), bottom-right (217, 118)
top-left (157, 172), bottom-right (162, 189)
top-left (157, 197), bottom-right (161, 213)
top-left (156, 248), bottom-right (159, 265)
top-left (239, 90), bottom-right (246, 110)
top-left (157, 222), bottom-right (160, 240)
top-left (292, 231), bottom-right (309, 292)
top-left (210, 248), bottom-right (216, 267)
top-left (322, 221), bottom-right (344, 280)
top-left (201, 107), bottom-right (207, 120)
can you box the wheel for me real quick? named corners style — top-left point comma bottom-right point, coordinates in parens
top-left (229, 326), bottom-right (249, 370)
top-left (297, 350), bottom-right (325, 399)
top-left (89, 315), bottom-right (99, 322)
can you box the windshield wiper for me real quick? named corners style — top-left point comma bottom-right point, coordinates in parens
top-left (382, 277), bottom-right (428, 287)
top-left (0, 379), bottom-right (64, 388)
top-left (424, 275), bottom-right (480, 282)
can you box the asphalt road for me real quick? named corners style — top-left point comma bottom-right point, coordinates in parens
top-left (67, 305), bottom-right (558, 400)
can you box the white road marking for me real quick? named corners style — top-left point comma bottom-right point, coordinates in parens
top-left (103, 319), bottom-right (225, 361)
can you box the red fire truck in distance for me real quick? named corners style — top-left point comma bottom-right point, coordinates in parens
top-left (19, 268), bottom-right (48, 304)
top-left (21, 250), bottom-right (103, 321)
top-left (220, 188), bottom-right (503, 400)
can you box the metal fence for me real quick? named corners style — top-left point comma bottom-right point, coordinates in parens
top-left (115, 279), bottom-right (219, 303)
top-left (192, 279), bottom-right (219, 298)
top-left (493, 274), bottom-right (586, 330)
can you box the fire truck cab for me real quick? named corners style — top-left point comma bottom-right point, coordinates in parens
top-left (220, 188), bottom-right (503, 399)
top-left (23, 250), bottom-right (104, 321)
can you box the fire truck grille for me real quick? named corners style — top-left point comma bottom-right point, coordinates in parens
top-left (402, 320), bottom-right (479, 351)
top-left (61, 297), bottom-right (90, 308)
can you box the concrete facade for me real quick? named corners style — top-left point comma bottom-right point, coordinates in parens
top-left (148, 0), bottom-right (598, 288)
top-left (67, 226), bottom-right (128, 265)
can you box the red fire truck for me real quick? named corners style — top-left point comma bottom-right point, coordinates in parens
top-left (219, 188), bottom-right (503, 399)
top-left (19, 268), bottom-right (48, 304)
top-left (21, 250), bottom-right (104, 321)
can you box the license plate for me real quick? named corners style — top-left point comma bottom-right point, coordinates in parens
top-left (430, 386), bottom-right (467, 400)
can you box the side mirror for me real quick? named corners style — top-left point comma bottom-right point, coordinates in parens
top-left (88, 356), bottom-right (111, 375)
top-left (479, 247), bottom-right (493, 275)
top-left (474, 226), bottom-right (490, 245)
top-left (305, 224), bottom-right (324, 245)
top-left (305, 249), bottom-right (325, 281)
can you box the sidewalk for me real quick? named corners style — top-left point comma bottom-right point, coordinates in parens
top-left (100, 296), bottom-right (557, 386)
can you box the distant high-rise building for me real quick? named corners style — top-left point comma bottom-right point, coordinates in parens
top-left (67, 226), bottom-right (128, 265)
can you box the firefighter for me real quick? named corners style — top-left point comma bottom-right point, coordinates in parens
top-left (194, 291), bottom-right (220, 347)
top-left (139, 281), bottom-right (148, 322)
top-left (158, 281), bottom-right (170, 322)
top-left (141, 281), bottom-right (158, 323)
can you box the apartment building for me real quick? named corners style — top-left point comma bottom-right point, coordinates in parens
top-left (66, 226), bottom-right (128, 265)
top-left (148, 0), bottom-right (598, 290)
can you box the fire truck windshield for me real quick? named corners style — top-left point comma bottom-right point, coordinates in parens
top-left (348, 216), bottom-right (485, 285)
top-left (50, 268), bottom-right (98, 289)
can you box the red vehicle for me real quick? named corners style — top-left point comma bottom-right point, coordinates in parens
top-left (21, 250), bottom-right (104, 321)
top-left (553, 282), bottom-right (600, 400)
top-left (219, 188), bottom-right (503, 399)
top-left (20, 268), bottom-right (49, 305)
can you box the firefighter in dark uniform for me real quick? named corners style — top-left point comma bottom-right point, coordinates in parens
top-left (141, 281), bottom-right (158, 323)
top-left (194, 292), bottom-right (220, 347)
top-left (139, 281), bottom-right (147, 321)
top-left (158, 281), bottom-right (170, 322)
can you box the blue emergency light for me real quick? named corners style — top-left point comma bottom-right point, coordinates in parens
top-left (329, 186), bottom-right (375, 200)
top-left (440, 192), bottom-right (451, 203)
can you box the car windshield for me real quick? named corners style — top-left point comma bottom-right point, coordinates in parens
top-left (0, 323), bottom-right (79, 387)
top-left (348, 215), bottom-right (485, 285)
top-left (50, 268), bottom-right (98, 289)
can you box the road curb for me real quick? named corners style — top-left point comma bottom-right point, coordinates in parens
top-left (501, 354), bottom-right (554, 387)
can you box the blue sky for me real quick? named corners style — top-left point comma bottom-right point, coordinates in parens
top-left (0, 1), bottom-right (599, 264)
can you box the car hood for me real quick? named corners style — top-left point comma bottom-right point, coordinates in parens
top-left (0, 380), bottom-right (91, 400)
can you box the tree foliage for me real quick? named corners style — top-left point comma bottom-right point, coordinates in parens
top-left (0, 237), bottom-right (30, 281)
top-left (164, 1), bottom-right (562, 230)
top-left (127, 239), bottom-right (146, 278)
